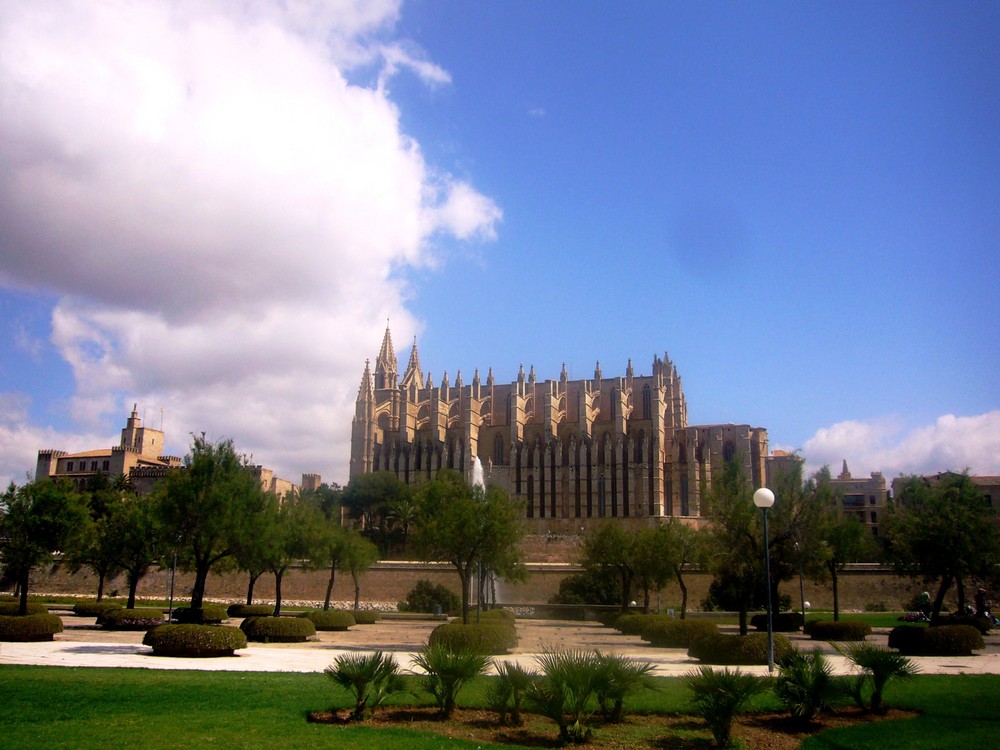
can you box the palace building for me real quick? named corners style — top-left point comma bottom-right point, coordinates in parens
top-left (350, 328), bottom-right (768, 529)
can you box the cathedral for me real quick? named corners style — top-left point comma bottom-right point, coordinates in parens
top-left (350, 327), bottom-right (768, 529)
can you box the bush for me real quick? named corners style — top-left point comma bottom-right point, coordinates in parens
top-left (613, 613), bottom-right (664, 635)
top-left (227, 604), bottom-right (274, 618)
top-left (0, 602), bottom-right (48, 616)
top-left (103, 608), bottom-right (164, 631)
top-left (72, 601), bottom-right (124, 621)
top-left (889, 624), bottom-right (984, 656)
top-left (593, 652), bottom-right (657, 723)
top-left (398, 580), bottom-right (460, 614)
top-left (428, 622), bottom-right (518, 655)
top-left (806, 619), bottom-right (871, 642)
top-left (324, 651), bottom-right (405, 721)
top-left (350, 610), bottom-right (381, 625)
top-left (684, 666), bottom-right (766, 747)
top-left (413, 642), bottom-right (492, 718)
top-left (240, 616), bottom-right (316, 643)
top-left (525, 650), bottom-right (602, 744)
top-left (143, 623), bottom-right (247, 657)
top-left (596, 610), bottom-right (628, 628)
top-left (775, 648), bottom-right (842, 722)
top-left (688, 632), bottom-right (793, 665)
top-left (0, 613), bottom-right (64, 641)
top-left (299, 610), bottom-right (355, 631)
top-left (838, 642), bottom-right (917, 712)
top-left (934, 613), bottom-right (992, 635)
top-left (487, 661), bottom-right (536, 726)
top-left (641, 618), bottom-right (719, 648)
top-left (750, 611), bottom-right (803, 632)
top-left (173, 605), bottom-right (227, 624)
top-left (476, 608), bottom-right (515, 624)
top-left (864, 601), bottom-right (888, 612)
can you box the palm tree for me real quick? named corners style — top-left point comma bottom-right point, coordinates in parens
top-left (684, 666), bottom-right (765, 747)
top-left (838, 643), bottom-right (918, 713)
top-left (324, 651), bottom-right (404, 721)
top-left (412, 642), bottom-right (491, 718)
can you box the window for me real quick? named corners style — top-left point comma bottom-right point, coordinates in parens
top-left (642, 385), bottom-right (651, 419)
top-left (493, 434), bottom-right (504, 465)
top-left (870, 511), bottom-right (878, 523)
top-left (102, 460), bottom-right (110, 471)
top-left (90, 461), bottom-right (98, 471)
top-left (66, 461), bottom-right (74, 471)
top-left (869, 495), bottom-right (876, 505)
top-left (843, 494), bottom-right (865, 507)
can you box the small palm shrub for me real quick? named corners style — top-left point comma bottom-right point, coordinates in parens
top-left (324, 651), bottom-right (405, 721)
top-left (806, 619), bottom-right (871, 642)
top-left (299, 610), bottom-right (356, 631)
top-left (227, 604), bottom-right (274, 618)
top-left (397, 579), bottom-right (460, 614)
top-left (143, 623), bottom-right (247, 657)
top-left (412, 642), bottom-right (491, 718)
top-left (750, 612), bottom-right (803, 632)
top-left (525, 650), bottom-right (602, 744)
top-left (838, 642), bottom-right (918, 713)
top-left (350, 609), bottom-right (381, 624)
top-left (429, 622), bottom-right (518, 655)
top-left (0, 602), bottom-right (48, 616)
top-left (775, 648), bottom-right (842, 722)
top-left (102, 607), bottom-right (164, 630)
top-left (240, 615), bottom-right (316, 643)
top-left (684, 666), bottom-right (765, 747)
top-left (593, 652), bottom-right (657, 722)
top-left (888, 624), bottom-right (984, 656)
top-left (641, 618), bottom-right (718, 648)
top-left (0, 613), bottom-right (64, 641)
top-left (688, 632), bottom-right (793, 665)
top-left (486, 660), bottom-right (536, 726)
top-left (73, 601), bottom-right (124, 621)
top-left (173, 605), bottom-right (227, 624)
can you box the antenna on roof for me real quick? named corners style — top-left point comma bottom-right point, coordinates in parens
top-left (160, 407), bottom-right (164, 431)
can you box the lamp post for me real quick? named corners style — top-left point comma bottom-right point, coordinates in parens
top-left (794, 539), bottom-right (806, 632)
top-left (753, 487), bottom-right (776, 672)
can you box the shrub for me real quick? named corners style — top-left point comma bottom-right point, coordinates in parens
top-left (750, 611), bottom-right (803, 632)
top-left (486, 661), bottom-right (536, 726)
top-left (684, 666), bottom-right (765, 747)
top-left (412, 642), bottom-right (491, 718)
top-left (173, 605), bottom-right (227, 624)
top-left (397, 580), bottom-right (460, 614)
top-left (350, 610), bottom-right (381, 625)
top-left (72, 601), bottom-right (124, 621)
top-left (324, 651), bottom-right (405, 721)
top-left (476, 608), bottom-right (515, 624)
top-left (864, 601), bottom-right (888, 612)
top-left (103, 608), bottom-right (164, 630)
top-left (299, 610), bottom-right (355, 631)
top-left (0, 602), bottom-right (48, 616)
top-left (429, 622), bottom-right (518, 655)
top-left (593, 652), bottom-right (657, 723)
top-left (688, 632), bottom-right (793, 665)
top-left (641, 618), bottom-right (719, 648)
top-left (889, 624), bottom-right (984, 656)
top-left (240, 616), bottom-right (316, 643)
top-left (143, 623), bottom-right (247, 657)
top-left (775, 648), bottom-right (842, 722)
top-left (0, 613), bottom-right (64, 641)
top-left (806, 619), bottom-right (871, 642)
top-left (596, 610), bottom-right (626, 628)
top-left (934, 613), bottom-right (992, 635)
top-left (227, 604), bottom-right (274, 618)
top-left (613, 613), bottom-right (659, 635)
top-left (525, 650), bottom-right (602, 744)
top-left (837, 642), bottom-right (918, 713)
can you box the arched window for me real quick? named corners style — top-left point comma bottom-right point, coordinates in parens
top-left (493, 434), bottom-right (505, 465)
top-left (723, 440), bottom-right (736, 464)
top-left (642, 385), bottom-right (651, 419)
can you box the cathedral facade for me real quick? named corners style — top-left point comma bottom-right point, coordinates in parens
top-left (350, 328), bottom-right (768, 529)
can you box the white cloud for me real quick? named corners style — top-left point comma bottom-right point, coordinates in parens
top-left (0, 1), bottom-right (500, 485)
top-left (797, 411), bottom-right (1000, 479)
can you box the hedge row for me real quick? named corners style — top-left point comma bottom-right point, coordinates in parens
top-left (428, 622), bottom-right (518, 655)
top-left (173, 605), bottom-right (228, 624)
top-left (350, 610), bottom-right (381, 625)
top-left (613, 613), bottom-right (667, 635)
top-left (0, 602), bottom-right (48, 616)
top-left (476, 608), bottom-right (515, 624)
top-left (688, 632), bottom-right (793, 665)
top-left (934, 614), bottom-right (994, 635)
top-left (750, 612), bottom-right (803, 632)
top-left (73, 601), bottom-right (124, 621)
top-left (102, 608), bottom-right (164, 631)
top-left (298, 610), bottom-right (355, 631)
top-left (240, 616), bottom-right (316, 643)
top-left (227, 604), bottom-right (274, 618)
top-left (0, 614), bottom-right (64, 641)
top-left (889, 624), bottom-right (984, 656)
top-left (143, 624), bottom-right (247, 657)
top-left (804, 619), bottom-right (871, 642)
top-left (641, 618), bottom-right (719, 648)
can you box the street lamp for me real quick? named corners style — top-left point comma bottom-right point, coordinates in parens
top-left (753, 487), bottom-right (776, 672)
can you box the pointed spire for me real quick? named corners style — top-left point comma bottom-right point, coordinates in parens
top-left (374, 324), bottom-right (398, 388)
top-left (626, 358), bottom-right (634, 379)
top-left (528, 364), bottom-right (536, 384)
top-left (455, 369), bottom-right (463, 388)
top-left (839, 460), bottom-right (851, 480)
top-left (517, 364), bottom-right (526, 383)
top-left (472, 368), bottom-right (481, 386)
top-left (401, 337), bottom-right (423, 388)
top-left (425, 371), bottom-right (433, 389)
top-left (594, 360), bottom-right (602, 381)
top-left (561, 362), bottom-right (568, 382)
top-left (486, 367), bottom-right (494, 387)
top-left (441, 371), bottom-right (449, 388)
top-left (358, 359), bottom-right (373, 398)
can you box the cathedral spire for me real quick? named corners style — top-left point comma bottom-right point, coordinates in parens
top-left (401, 337), bottom-right (423, 389)
top-left (358, 359), bottom-right (373, 399)
top-left (374, 324), bottom-right (398, 389)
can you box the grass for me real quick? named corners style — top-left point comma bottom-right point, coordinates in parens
top-left (2, 666), bottom-right (999, 749)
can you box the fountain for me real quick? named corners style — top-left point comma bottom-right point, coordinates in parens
top-left (472, 455), bottom-right (485, 490)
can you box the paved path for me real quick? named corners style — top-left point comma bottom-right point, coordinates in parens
top-left (3, 614), bottom-right (999, 677)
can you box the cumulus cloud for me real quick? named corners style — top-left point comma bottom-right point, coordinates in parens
top-left (796, 411), bottom-right (1000, 479)
top-left (0, 0), bottom-right (500, 484)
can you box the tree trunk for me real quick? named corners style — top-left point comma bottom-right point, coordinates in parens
top-left (931, 575), bottom-right (953, 624)
top-left (675, 569), bottom-right (688, 620)
top-left (831, 567), bottom-right (840, 621)
top-left (323, 563), bottom-right (336, 610)
top-left (353, 572), bottom-right (361, 611)
top-left (126, 569), bottom-right (140, 609)
top-left (96, 573), bottom-right (106, 602)
top-left (642, 585), bottom-right (651, 613)
top-left (191, 565), bottom-right (209, 609)
top-left (956, 577), bottom-right (967, 614)
top-left (273, 568), bottom-right (284, 617)
top-left (458, 566), bottom-right (470, 624)
top-left (738, 602), bottom-right (749, 635)
top-left (18, 568), bottom-right (30, 616)
top-left (246, 572), bottom-right (260, 605)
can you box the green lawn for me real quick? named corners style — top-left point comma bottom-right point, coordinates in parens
top-left (2, 666), bottom-right (999, 749)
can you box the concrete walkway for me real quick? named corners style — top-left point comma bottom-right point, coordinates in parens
top-left (2, 614), bottom-right (999, 677)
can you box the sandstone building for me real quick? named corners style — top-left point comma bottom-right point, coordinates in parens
top-left (350, 328), bottom-right (768, 529)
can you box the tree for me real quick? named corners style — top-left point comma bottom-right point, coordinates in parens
top-left (268, 493), bottom-right (328, 616)
top-left (232, 493), bottom-right (280, 606)
top-left (413, 469), bottom-right (524, 623)
top-left (385, 494), bottom-right (419, 554)
top-left (154, 435), bottom-right (268, 609)
top-left (339, 528), bottom-right (379, 610)
top-left (581, 523), bottom-right (636, 612)
top-left (885, 471), bottom-right (1000, 623)
top-left (822, 511), bottom-right (874, 621)
top-left (63, 475), bottom-right (126, 601)
top-left (0, 479), bottom-right (89, 615)
top-left (342, 471), bottom-right (411, 555)
top-left (111, 492), bottom-right (164, 609)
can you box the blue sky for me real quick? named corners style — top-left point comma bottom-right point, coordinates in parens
top-left (1, 1), bottom-right (997, 487)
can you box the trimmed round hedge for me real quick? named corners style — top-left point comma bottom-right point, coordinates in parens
top-left (614, 613), bottom-right (666, 635)
top-left (0, 602), bottom-right (49, 616)
top-left (102, 608), bottom-right (164, 630)
top-left (72, 601), bottom-right (124, 621)
top-left (889, 624), bottom-right (984, 656)
top-left (688, 632), bottom-right (794, 665)
top-left (641, 618), bottom-right (719, 648)
top-left (241, 616), bottom-right (316, 643)
top-left (298, 610), bottom-right (355, 631)
top-left (476, 608), bottom-right (515, 624)
top-left (350, 610), bottom-right (381, 625)
top-left (934, 614), bottom-right (993, 635)
top-left (804, 619), bottom-right (871, 642)
top-left (143, 624), bottom-right (247, 657)
top-left (428, 621), bottom-right (518, 655)
top-left (173, 605), bottom-right (228, 624)
top-left (0, 613), bottom-right (64, 641)
top-left (750, 612), bottom-right (803, 632)
top-left (227, 604), bottom-right (274, 618)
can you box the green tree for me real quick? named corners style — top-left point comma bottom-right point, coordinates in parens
top-left (0, 479), bottom-right (90, 615)
top-left (342, 471), bottom-right (411, 555)
top-left (339, 527), bottom-right (379, 610)
top-left (632, 520), bottom-right (705, 617)
top-left (112, 492), bottom-right (164, 609)
top-left (885, 471), bottom-right (1000, 622)
top-left (154, 435), bottom-right (268, 609)
top-left (268, 493), bottom-right (328, 616)
top-left (822, 511), bottom-right (874, 621)
top-left (580, 523), bottom-right (636, 612)
top-left (63, 475), bottom-right (127, 601)
top-left (231, 494), bottom-right (279, 606)
top-left (413, 469), bottom-right (524, 623)
top-left (385, 494), bottom-right (419, 554)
